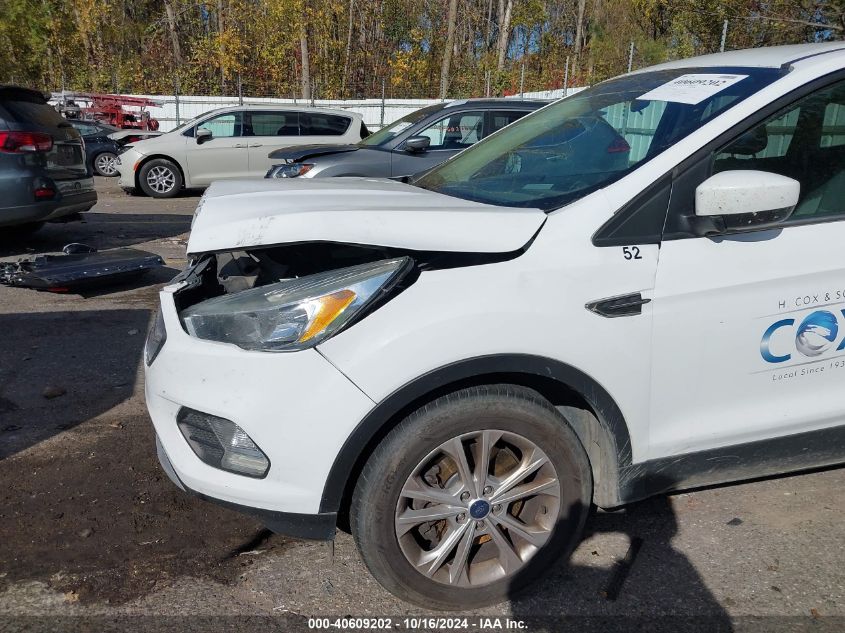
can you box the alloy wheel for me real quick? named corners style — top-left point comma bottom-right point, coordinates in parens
top-left (94, 152), bottom-right (118, 176)
top-left (394, 429), bottom-right (560, 588)
top-left (146, 165), bottom-right (176, 193)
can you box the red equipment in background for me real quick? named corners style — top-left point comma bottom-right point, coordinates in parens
top-left (58, 93), bottom-right (162, 130)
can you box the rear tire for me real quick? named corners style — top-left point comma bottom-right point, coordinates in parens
top-left (351, 385), bottom-right (592, 609)
top-left (138, 158), bottom-right (182, 198)
top-left (93, 151), bottom-right (119, 177)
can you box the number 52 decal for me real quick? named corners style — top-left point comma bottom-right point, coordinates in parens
top-left (622, 246), bottom-right (642, 260)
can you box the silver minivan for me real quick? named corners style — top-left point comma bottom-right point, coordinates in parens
top-left (117, 105), bottom-right (368, 198)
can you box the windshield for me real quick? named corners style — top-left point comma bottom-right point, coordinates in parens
top-left (414, 67), bottom-right (783, 210)
top-left (172, 113), bottom-right (205, 135)
top-left (358, 104), bottom-right (443, 147)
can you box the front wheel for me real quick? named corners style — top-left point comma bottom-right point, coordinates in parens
top-left (351, 385), bottom-right (593, 609)
top-left (93, 152), bottom-right (119, 177)
top-left (138, 158), bottom-right (182, 198)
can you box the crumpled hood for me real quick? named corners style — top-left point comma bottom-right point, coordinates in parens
top-left (187, 178), bottom-right (546, 255)
top-left (267, 143), bottom-right (359, 162)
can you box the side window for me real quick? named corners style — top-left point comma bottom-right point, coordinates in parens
top-left (249, 111), bottom-right (299, 136)
top-left (487, 110), bottom-right (528, 136)
top-left (198, 112), bottom-right (241, 138)
top-left (300, 113), bottom-right (351, 136)
top-left (74, 123), bottom-right (98, 136)
top-left (714, 79), bottom-right (845, 220)
top-left (418, 111), bottom-right (484, 150)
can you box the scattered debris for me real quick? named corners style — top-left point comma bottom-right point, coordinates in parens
top-left (726, 517), bottom-right (743, 526)
top-left (78, 528), bottom-right (94, 538)
top-left (42, 385), bottom-right (67, 399)
top-left (600, 536), bottom-right (643, 601)
top-left (62, 243), bottom-right (97, 255)
top-left (0, 245), bottom-right (165, 292)
top-left (237, 549), bottom-right (267, 557)
top-left (127, 329), bottom-right (139, 336)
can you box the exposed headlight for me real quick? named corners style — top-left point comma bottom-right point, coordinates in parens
top-left (179, 257), bottom-right (410, 351)
top-left (269, 163), bottom-right (314, 178)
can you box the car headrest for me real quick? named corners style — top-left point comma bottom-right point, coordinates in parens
top-left (728, 125), bottom-right (768, 155)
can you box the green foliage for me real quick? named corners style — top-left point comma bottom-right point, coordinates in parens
top-left (0, 0), bottom-right (840, 96)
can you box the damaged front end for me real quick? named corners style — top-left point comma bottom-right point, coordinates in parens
top-left (169, 242), bottom-right (519, 353)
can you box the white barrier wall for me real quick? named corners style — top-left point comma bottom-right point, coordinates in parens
top-left (58, 89), bottom-right (585, 132)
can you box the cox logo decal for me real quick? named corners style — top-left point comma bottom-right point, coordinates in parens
top-left (761, 310), bottom-right (845, 363)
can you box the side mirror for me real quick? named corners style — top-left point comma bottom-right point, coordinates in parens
top-left (404, 136), bottom-right (430, 153)
top-left (693, 170), bottom-right (800, 236)
top-left (196, 128), bottom-right (213, 144)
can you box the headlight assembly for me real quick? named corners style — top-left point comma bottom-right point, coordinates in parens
top-left (269, 163), bottom-right (314, 178)
top-left (179, 257), bottom-right (410, 351)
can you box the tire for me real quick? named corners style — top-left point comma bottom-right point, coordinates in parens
top-left (138, 158), bottom-right (182, 198)
top-left (351, 385), bottom-right (593, 609)
top-left (92, 151), bottom-right (119, 177)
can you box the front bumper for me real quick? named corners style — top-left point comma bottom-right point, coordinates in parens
top-left (116, 149), bottom-right (141, 190)
top-left (156, 435), bottom-right (337, 539)
top-left (144, 283), bottom-right (376, 533)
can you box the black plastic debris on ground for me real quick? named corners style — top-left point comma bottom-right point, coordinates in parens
top-left (0, 245), bottom-right (165, 292)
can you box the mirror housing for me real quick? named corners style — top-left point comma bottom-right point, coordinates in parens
top-left (692, 170), bottom-right (800, 236)
top-left (196, 128), bottom-right (213, 144)
top-left (404, 136), bottom-right (430, 153)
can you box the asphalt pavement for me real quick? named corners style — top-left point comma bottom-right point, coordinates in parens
top-left (0, 178), bottom-right (842, 633)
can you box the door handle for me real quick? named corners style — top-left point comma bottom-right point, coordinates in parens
top-left (250, 143), bottom-right (263, 148)
top-left (586, 292), bottom-right (650, 318)
top-left (233, 143), bottom-right (247, 148)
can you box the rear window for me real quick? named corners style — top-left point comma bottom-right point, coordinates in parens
top-left (300, 113), bottom-right (351, 136)
top-left (1, 90), bottom-right (66, 127)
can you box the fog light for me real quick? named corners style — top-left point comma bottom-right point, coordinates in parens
top-left (177, 408), bottom-right (270, 478)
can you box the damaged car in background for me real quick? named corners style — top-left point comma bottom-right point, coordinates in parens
top-left (147, 44), bottom-right (845, 609)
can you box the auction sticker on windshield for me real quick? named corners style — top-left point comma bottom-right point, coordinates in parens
top-left (638, 73), bottom-right (748, 104)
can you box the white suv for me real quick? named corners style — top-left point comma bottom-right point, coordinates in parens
top-left (117, 105), bottom-right (367, 198)
top-left (145, 44), bottom-right (845, 609)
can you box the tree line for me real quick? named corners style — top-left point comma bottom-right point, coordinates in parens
top-left (1, 0), bottom-right (842, 99)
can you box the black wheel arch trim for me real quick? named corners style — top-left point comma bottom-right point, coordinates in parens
top-left (318, 354), bottom-right (633, 514)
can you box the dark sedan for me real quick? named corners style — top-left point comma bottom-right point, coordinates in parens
top-left (265, 99), bottom-right (548, 180)
top-left (69, 120), bottom-right (121, 176)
